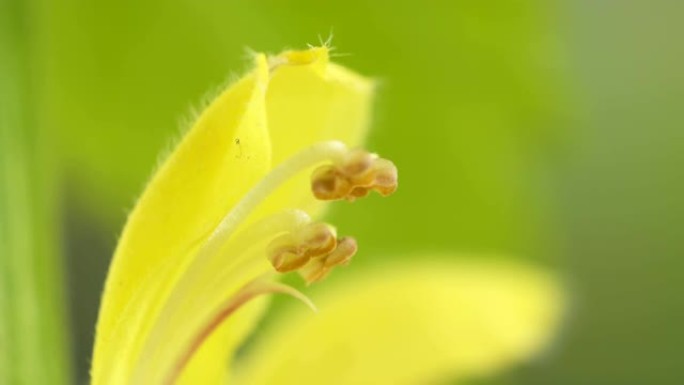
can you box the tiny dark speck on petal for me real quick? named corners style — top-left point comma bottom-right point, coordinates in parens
top-left (235, 138), bottom-right (243, 158)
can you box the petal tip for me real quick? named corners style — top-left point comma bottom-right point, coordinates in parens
top-left (268, 46), bottom-right (330, 74)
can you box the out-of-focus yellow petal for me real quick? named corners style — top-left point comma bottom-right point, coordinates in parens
top-left (259, 47), bottom-right (375, 217)
top-left (234, 258), bottom-right (564, 385)
top-left (92, 56), bottom-right (271, 384)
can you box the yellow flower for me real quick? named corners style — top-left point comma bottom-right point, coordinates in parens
top-left (91, 46), bottom-right (563, 385)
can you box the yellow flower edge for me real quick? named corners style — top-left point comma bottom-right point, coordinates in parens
top-left (91, 46), bottom-right (376, 385)
top-left (234, 257), bottom-right (565, 385)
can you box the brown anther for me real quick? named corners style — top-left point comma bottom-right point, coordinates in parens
top-left (310, 149), bottom-right (398, 201)
top-left (271, 249), bottom-right (309, 272)
top-left (298, 236), bottom-right (358, 285)
top-left (348, 187), bottom-right (370, 201)
top-left (267, 223), bottom-right (358, 284)
top-left (371, 159), bottom-right (398, 196)
top-left (298, 223), bottom-right (337, 258)
top-left (266, 223), bottom-right (337, 273)
top-left (323, 237), bottom-right (357, 267)
top-left (267, 234), bottom-right (310, 272)
top-left (340, 149), bottom-right (376, 176)
top-left (311, 166), bottom-right (352, 201)
top-left (298, 259), bottom-right (330, 285)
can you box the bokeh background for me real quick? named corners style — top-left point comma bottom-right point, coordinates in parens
top-left (1, 0), bottom-right (682, 384)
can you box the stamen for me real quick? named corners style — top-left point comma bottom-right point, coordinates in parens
top-left (267, 222), bottom-right (337, 272)
top-left (267, 223), bottom-right (358, 284)
top-left (298, 237), bottom-right (358, 285)
top-left (311, 148), bottom-right (398, 201)
top-left (323, 236), bottom-right (357, 267)
top-left (266, 223), bottom-right (358, 284)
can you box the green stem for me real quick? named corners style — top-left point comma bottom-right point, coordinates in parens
top-left (0, 0), bottom-right (71, 384)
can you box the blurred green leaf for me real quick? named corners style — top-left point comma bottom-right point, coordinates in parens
top-left (0, 0), bottom-right (71, 383)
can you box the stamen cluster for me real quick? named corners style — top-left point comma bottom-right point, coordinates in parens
top-left (267, 223), bottom-right (357, 284)
top-left (311, 149), bottom-right (398, 202)
top-left (263, 144), bottom-right (397, 284)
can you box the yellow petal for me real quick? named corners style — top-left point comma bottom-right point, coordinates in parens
top-left (234, 258), bottom-right (564, 385)
top-left (259, 47), bottom-right (375, 217)
top-left (267, 47), bottom-right (374, 164)
top-left (92, 55), bottom-right (271, 384)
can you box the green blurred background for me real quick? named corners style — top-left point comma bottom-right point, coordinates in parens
top-left (1, 0), bottom-right (682, 384)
